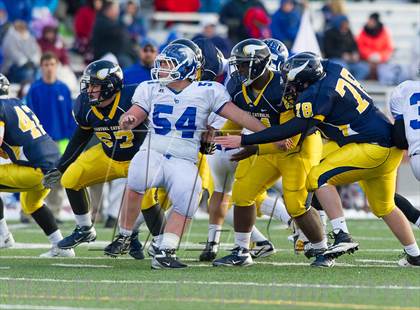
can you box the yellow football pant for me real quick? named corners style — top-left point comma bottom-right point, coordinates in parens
top-left (61, 144), bottom-right (157, 208)
top-left (307, 141), bottom-right (403, 217)
top-left (0, 164), bottom-right (49, 214)
top-left (232, 132), bottom-right (322, 217)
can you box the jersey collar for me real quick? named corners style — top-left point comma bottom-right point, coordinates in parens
top-left (242, 70), bottom-right (274, 106)
top-left (91, 91), bottom-right (121, 121)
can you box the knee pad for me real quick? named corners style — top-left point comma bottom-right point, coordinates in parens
top-left (61, 165), bottom-right (84, 190)
top-left (20, 189), bottom-right (49, 215)
top-left (371, 203), bottom-right (395, 218)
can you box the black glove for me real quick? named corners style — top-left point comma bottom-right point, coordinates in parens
top-left (230, 145), bottom-right (259, 161)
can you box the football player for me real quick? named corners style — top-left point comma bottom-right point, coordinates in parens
top-left (212, 39), bottom-right (333, 268)
top-left (0, 73), bottom-right (74, 257)
top-left (201, 38), bottom-right (290, 261)
top-left (113, 43), bottom-right (267, 269)
top-left (389, 80), bottom-right (420, 228)
top-left (216, 53), bottom-right (420, 267)
top-left (42, 60), bottom-right (157, 258)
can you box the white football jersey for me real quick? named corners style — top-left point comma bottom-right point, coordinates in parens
top-left (132, 80), bottom-right (231, 162)
top-left (389, 80), bottom-right (420, 156)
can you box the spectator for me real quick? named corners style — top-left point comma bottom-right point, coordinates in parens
top-left (120, 0), bottom-right (146, 42)
top-left (74, 0), bottom-right (102, 58)
top-left (1, 20), bottom-right (40, 83)
top-left (270, 0), bottom-right (302, 49)
top-left (357, 13), bottom-right (393, 79)
top-left (26, 52), bottom-right (74, 143)
top-left (324, 15), bottom-right (369, 80)
top-left (200, 0), bottom-right (228, 13)
top-left (1, 0), bottom-right (33, 23)
top-left (243, 6), bottom-right (271, 39)
top-left (321, 0), bottom-right (347, 31)
top-left (192, 20), bottom-right (232, 58)
top-left (155, 0), bottom-right (200, 12)
top-left (0, 2), bottom-right (10, 43)
top-left (220, 0), bottom-right (267, 44)
top-left (26, 52), bottom-right (74, 219)
top-left (123, 38), bottom-right (157, 85)
top-left (37, 24), bottom-right (69, 65)
top-left (91, 0), bottom-right (136, 68)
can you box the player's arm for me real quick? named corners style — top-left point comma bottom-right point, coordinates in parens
top-left (218, 101), bottom-right (266, 133)
top-left (215, 117), bottom-right (320, 148)
top-left (119, 105), bottom-right (148, 130)
top-left (43, 126), bottom-right (93, 189)
top-left (56, 126), bottom-right (94, 172)
top-left (391, 118), bottom-right (408, 150)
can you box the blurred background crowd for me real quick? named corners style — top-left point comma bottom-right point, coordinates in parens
top-left (0, 0), bottom-right (418, 224)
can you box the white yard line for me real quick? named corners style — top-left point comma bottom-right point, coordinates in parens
top-left (51, 263), bottom-right (112, 268)
top-left (0, 277), bottom-right (419, 290)
top-left (0, 305), bottom-right (119, 310)
top-left (0, 267), bottom-right (10, 270)
top-left (356, 259), bottom-right (396, 264)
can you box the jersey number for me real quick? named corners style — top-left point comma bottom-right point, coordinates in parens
top-left (295, 102), bottom-right (313, 118)
top-left (96, 131), bottom-right (134, 149)
top-left (335, 68), bottom-right (371, 114)
top-left (14, 105), bottom-right (46, 139)
top-left (409, 92), bottom-right (420, 130)
top-left (153, 104), bottom-right (197, 138)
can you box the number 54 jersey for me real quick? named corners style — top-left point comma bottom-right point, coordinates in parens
top-left (295, 61), bottom-right (393, 147)
top-left (132, 80), bottom-right (231, 162)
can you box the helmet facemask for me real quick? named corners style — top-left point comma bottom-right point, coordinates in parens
top-left (229, 54), bottom-right (270, 87)
top-left (151, 53), bottom-right (197, 86)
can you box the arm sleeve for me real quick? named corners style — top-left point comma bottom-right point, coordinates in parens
top-left (241, 117), bottom-right (320, 146)
top-left (132, 82), bottom-right (151, 114)
top-left (56, 126), bottom-right (93, 173)
top-left (210, 82), bottom-right (231, 114)
top-left (391, 119), bottom-right (408, 150)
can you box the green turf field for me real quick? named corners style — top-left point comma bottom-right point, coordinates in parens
top-left (0, 219), bottom-right (419, 310)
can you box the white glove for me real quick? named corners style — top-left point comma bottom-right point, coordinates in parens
top-left (42, 169), bottom-right (62, 189)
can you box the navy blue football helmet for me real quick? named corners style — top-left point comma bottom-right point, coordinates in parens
top-left (263, 38), bottom-right (289, 71)
top-left (193, 38), bottom-right (224, 81)
top-left (151, 43), bottom-right (199, 85)
top-left (230, 38), bottom-right (271, 86)
top-left (80, 60), bottom-right (123, 106)
top-left (282, 52), bottom-right (325, 91)
top-left (0, 74), bottom-right (10, 96)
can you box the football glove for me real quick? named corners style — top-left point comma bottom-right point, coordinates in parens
top-left (42, 168), bottom-right (62, 189)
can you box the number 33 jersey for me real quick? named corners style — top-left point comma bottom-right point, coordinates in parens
top-left (0, 98), bottom-right (60, 172)
top-left (294, 61), bottom-right (393, 147)
top-left (132, 80), bottom-right (231, 162)
top-left (73, 85), bottom-right (147, 161)
top-left (389, 80), bottom-right (420, 157)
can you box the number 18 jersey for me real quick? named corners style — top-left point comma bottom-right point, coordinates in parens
top-left (132, 80), bottom-right (231, 162)
top-left (294, 61), bottom-right (393, 147)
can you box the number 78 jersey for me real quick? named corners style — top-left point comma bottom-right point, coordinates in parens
top-left (390, 80), bottom-right (420, 156)
top-left (294, 61), bottom-right (393, 147)
top-left (132, 80), bottom-right (231, 162)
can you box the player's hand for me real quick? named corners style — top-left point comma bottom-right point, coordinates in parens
top-left (230, 145), bottom-right (258, 161)
top-left (214, 135), bottom-right (242, 149)
top-left (119, 114), bottom-right (138, 130)
top-left (275, 138), bottom-right (294, 151)
top-left (42, 169), bottom-right (62, 189)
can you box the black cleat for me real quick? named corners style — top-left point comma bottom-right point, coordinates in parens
top-left (311, 253), bottom-right (335, 267)
top-left (250, 240), bottom-right (276, 259)
top-left (151, 249), bottom-right (188, 269)
top-left (58, 225), bottom-right (96, 249)
top-left (324, 230), bottom-right (359, 259)
top-left (104, 234), bottom-right (131, 257)
top-left (199, 241), bottom-right (218, 262)
top-left (213, 247), bottom-right (253, 267)
top-left (398, 252), bottom-right (420, 267)
top-left (147, 239), bottom-right (160, 257)
top-left (129, 231), bottom-right (145, 260)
